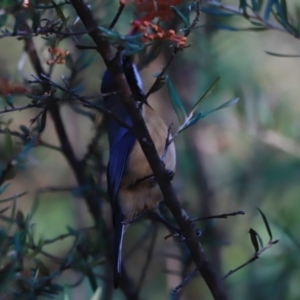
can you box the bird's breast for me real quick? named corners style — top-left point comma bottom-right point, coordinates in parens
top-left (118, 105), bottom-right (176, 220)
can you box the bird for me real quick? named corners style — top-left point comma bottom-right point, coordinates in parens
top-left (101, 55), bottom-right (176, 288)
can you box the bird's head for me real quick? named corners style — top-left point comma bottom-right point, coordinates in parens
top-left (101, 56), bottom-right (144, 102)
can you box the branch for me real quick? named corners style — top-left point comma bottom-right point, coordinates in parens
top-left (172, 268), bottom-right (198, 296)
top-left (24, 37), bottom-right (102, 225)
top-left (221, 239), bottom-right (279, 281)
top-left (206, 0), bottom-right (287, 33)
top-left (191, 210), bottom-right (245, 222)
top-left (109, 2), bottom-right (126, 30)
top-left (69, 0), bottom-right (227, 299)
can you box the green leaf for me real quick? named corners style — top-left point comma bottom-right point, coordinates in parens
top-left (265, 51), bottom-right (300, 57)
top-left (32, 11), bottom-right (41, 32)
top-left (178, 112), bottom-right (204, 133)
top-left (257, 0), bottom-right (264, 11)
top-left (65, 53), bottom-right (74, 70)
top-left (13, 231), bottom-right (23, 256)
top-left (147, 78), bottom-right (165, 95)
top-left (34, 258), bottom-right (50, 276)
top-left (63, 285), bottom-right (70, 300)
top-left (89, 288), bottom-right (102, 300)
top-left (264, 0), bottom-right (276, 20)
top-left (98, 26), bottom-right (119, 39)
top-left (201, 97), bottom-right (240, 118)
top-left (19, 125), bottom-right (29, 136)
top-left (39, 109), bottom-right (47, 133)
top-left (171, 6), bottom-right (190, 27)
top-left (179, 97), bottom-right (239, 132)
top-left (201, 7), bottom-right (234, 17)
top-left (0, 206), bottom-right (10, 214)
top-left (0, 262), bottom-right (16, 290)
top-left (279, 0), bottom-right (288, 22)
top-left (51, 0), bottom-right (67, 22)
top-left (249, 228), bottom-right (260, 253)
top-left (251, 0), bottom-right (258, 12)
top-left (5, 94), bottom-right (13, 108)
top-left (5, 129), bottom-right (14, 156)
top-left (190, 76), bottom-right (220, 114)
top-left (257, 207), bottom-right (273, 241)
top-left (256, 231), bottom-right (264, 248)
top-left (13, 14), bottom-right (22, 35)
top-left (0, 183), bottom-right (10, 195)
top-left (239, 0), bottom-right (247, 11)
top-left (0, 14), bottom-right (8, 27)
top-left (166, 76), bottom-right (186, 122)
top-left (0, 191), bottom-right (27, 203)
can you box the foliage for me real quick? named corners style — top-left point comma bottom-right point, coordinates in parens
top-left (0, 0), bottom-right (299, 299)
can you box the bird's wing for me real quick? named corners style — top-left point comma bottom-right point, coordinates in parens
top-left (104, 96), bottom-right (136, 214)
top-left (104, 97), bottom-right (136, 288)
top-left (107, 132), bottom-right (135, 206)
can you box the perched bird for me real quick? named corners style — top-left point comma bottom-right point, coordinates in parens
top-left (101, 56), bottom-right (176, 288)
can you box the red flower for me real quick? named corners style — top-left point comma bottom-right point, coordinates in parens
top-left (133, 0), bottom-right (183, 22)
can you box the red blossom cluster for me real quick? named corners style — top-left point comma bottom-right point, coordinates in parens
top-left (0, 78), bottom-right (28, 97)
top-left (132, 20), bottom-right (187, 47)
top-left (47, 48), bottom-right (70, 65)
top-left (125, 0), bottom-right (187, 47)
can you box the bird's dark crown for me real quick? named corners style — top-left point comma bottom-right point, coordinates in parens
top-left (101, 56), bottom-right (144, 101)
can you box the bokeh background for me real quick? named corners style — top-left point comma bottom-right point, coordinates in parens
top-left (1, 0), bottom-right (300, 299)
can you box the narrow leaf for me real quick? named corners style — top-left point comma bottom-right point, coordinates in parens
top-left (90, 287), bottom-right (102, 300)
top-left (264, 0), bottom-right (276, 20)
top-left (256, 231), bottom-right (264, 248)
top-left (279, 0), bottom-right (288, 22)
top-left (265, 51), bottom-right (300, 57)
top-left (201, 97), bottom-right (240, 118)
top-left (190, 76), bottom-right (220, 114)
top-left (251, 0), bottom-right (258, 12)
top-left (5, 129), bottom-right (14, 156)
top-left (0, 183), bottom-right (10, 195)
top-left (32, 11), bottom-right (41, 32)
top-left (166, 76), bottom-right (186, 122)
top-left (39, 109), bottom-right (47, 133)
top-left (171, 6), bottom-right (190, 27)
top-left (249, 228), bottom-right (260, 253)
top-left (5, 94), bottom-right (13, 108)
top-left (51, 0), bottom-right (67, 22)
top-left (257, 208), bottom-right (273, 241)
top-left (201, 7), bottom-right (234, 17)
top-left (0, 191), bottom-right (27, 203)
top-left (147, 78), bottom-right (165, 95)
top-left (63, 285), bottom-right (70, 300)
top-left (0, 14), bottom-right (8, 27)
top-left (178, 112), bottom-right (204, 133)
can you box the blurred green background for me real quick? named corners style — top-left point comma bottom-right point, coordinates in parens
top-left (1, 0), bottom-right (300, 299)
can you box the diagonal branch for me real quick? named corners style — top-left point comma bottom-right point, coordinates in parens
top-left (69, 0), bottom-right (227, 299)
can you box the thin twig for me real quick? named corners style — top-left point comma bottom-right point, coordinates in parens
top-left (191, 210), bottom-right (245, 222)
top-left (39, 140), bottom-right (62, 152)
top-left (109, 2), bottom-right (126, 30)
top-left (43, 226), bottom-right (94, 245)
top-left (172, 268), bottom-right (198, 296)
top-left (221, 239), bottom-right (279, 281)
top-left (30, 74), bottom-right (132, 130)
top-left (0, 103), bottom-right (45, 115)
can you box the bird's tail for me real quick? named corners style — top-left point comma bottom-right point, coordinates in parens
top-left (114, 215), bottom-right (125, 288)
